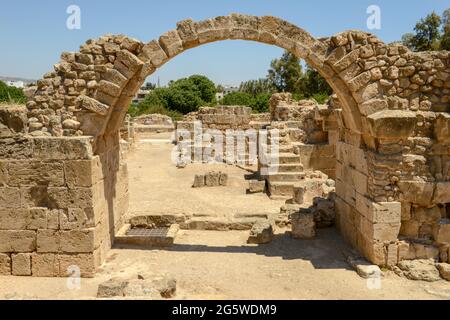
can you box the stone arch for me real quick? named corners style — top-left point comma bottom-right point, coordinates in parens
top-left (27, 14), bottom-right (368, 149)
top-left (0, 14), bottom-right (448, 277)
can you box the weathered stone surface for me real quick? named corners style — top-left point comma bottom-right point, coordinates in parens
top-left (12, 253), bottom-right (32, 276)
top-left (76, 95), bottom-right (110, 115)
top-left (347, 256), bottom-right (382, 279)
top-left (0, 231), bottom-right (36, 253)
top-left (0, 253), bottom-right (11, 275)
top-left (436, 263), bottom-right (450, 281)
top-left (366, 110), bottom-right (416, 139)
top-left (248, 180), bottom-right (265, 193)
top-left (97, 275), bottom-right (177, 298)
top-left (97, 278), bottom-right (129, 298)
top-left (247, 221), bottom-right (274, 244)
top-left (291, 209), bottom-right (316, 239)
top-left (397, 259), bottom-right (441, 282)
top-left (192, 175), bottom-right (205, 188)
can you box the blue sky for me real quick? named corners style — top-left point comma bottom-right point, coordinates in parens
top-left (0, 0), bottom-right (447, 86)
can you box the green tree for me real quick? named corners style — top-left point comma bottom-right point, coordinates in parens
top-left (267, 51), bottom-right (304, 93)
top-left (249, 93), bottom-right (272, 113)
top-left (441, 9), bottom-right (450, 50)
top-left (188, 75), bottom-right (216, 103)
top-left (0, 81), bottom-right (26, 104)
top-left (221, 92), bottom-right (254, 106)
top-left (402, 11), bottom-right (445, 51)
top-left (239, 78), bottom-right (275, 96)
top-left (302, 67), bottom-right (332, 98)
top-left (129, 75), bottom-right (217, 117)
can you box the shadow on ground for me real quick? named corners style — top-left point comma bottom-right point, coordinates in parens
top-left (113, 228), bottom-right (353, 270)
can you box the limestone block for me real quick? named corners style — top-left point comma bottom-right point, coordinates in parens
top-left (386, 243), bottom-right (398, 267)
top-left (433, 221), bottom-right (450, 243)
top-left (413, 243), bottom-right (440, 260)
top-left (0, 253), bottom-right (11, 275)
top-left (434, 113), bottom-right (450, 142)
top-left (7, 161), bottom-right (65, 187)
top-left (176, 19), bottom-right (199, 48)
top-left (47, 187), bottom-right (94, 209)
top-left (32, 137), bottom-right (93, 160)
top-left (400, 220), bottom-right (420, 238)
top-left (293, 187), bottom-right (305, 205)
top-left (398, 181), bottom-right (434, 206)
top-left (192, 175), bottom-right (205, 188)
top-left (59, 208), bottom-right (93, 230)
top-left (219, 173), bottom-right (228, 186)
top-left (366, 110), bottom-right (416, 139)
top-left (159, 30), bottom-right (184, 58)
top-left (397, 259), bottom-right (441, 282)
top-left (0, 230), bottom-right (36, 253)
top-left (247, 221), bottom-right (274, 244)
top-left (291, 209), bottom-right (316, 239)
top-left (27, 208), bottom-right (53, 230)
top-left (59, 253), bottom-right (95, 278)
top-left (60, 229), bottom-right (95, 253)
top-left (361, 216), bottom-right (400, 242)
top-left (205, 171), bottom-right (220, 187)
top-left (248, 180), bottom-right (265, 193)
top-left (0, 209), bottom-right (28, 230)
top-left (98, 80), bottom-right (121, 98)
top-left (12, 253), bottom-right (31, 276)
top-left (433, 182), bottom-right (450, 204)
top-left (138, 40), bottom-right (168, 68)
top-left (0, 187), bottom-right (22, 208)
top-left (364, 241), bottom-right (387, 266)
top-left (102, 69), bottom-right (128, 89)
top-left (65, 158), bottom-right (102, 188)
top-left (36, 229), bottom-right (60, 253)
top-left (31, 253), bottom-right (59, 277)
top-left (366, 202), bottom-right (401, 224)
top-left (115, 50), bottom-right (144, 78)
top-left (437, 263), bottom-right (450, 281)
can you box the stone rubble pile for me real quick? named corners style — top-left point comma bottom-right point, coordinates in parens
top-left (192, 171), bottom-right (228, 188)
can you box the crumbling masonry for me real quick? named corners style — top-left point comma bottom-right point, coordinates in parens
top-left (0, 14), bottom-right (449, 277)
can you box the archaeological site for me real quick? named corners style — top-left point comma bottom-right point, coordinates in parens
top-left (0, 12), bottom-right (450, 300)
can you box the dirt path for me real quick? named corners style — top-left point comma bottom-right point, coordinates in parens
top-left (1, 228), bottom-right (449, 300)
top-left (126, 133), bottom-right (285, 220)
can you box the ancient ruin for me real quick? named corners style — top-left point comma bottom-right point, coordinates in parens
top-left (0, 14), bottom-right (449, 280)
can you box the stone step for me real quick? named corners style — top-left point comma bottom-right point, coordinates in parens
top-left (267, 181), bottom-right (295, 198)
top-left (272, 153), bottom-right (301, 164)
top-left (266, 163), bottom-right (304, 173)
top-left (180, 217), bottom-right (268, 231)
top-left (266, 172), bottom-right (306, 182)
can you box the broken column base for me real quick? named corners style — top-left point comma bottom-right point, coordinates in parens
top-left (247, 221), bottom-right (274, 244)
top-left (291, 208), bottom-right (316, 239)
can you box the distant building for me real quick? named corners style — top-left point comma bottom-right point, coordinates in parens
top-left (5, 80), bottom-right (25, 89)
top-left (216, 85), bottom-right (239, 101)
top-left (132, 83), bottom-right (154, 104)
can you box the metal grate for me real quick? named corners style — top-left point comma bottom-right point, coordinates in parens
top-left (126, 227), bottom-right (169, 237)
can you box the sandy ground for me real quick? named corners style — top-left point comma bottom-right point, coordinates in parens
top-left (127, 132), bottom-right (285, 220)
top-left (1, 229), bottom-right (449, 300)
top-left (1, 132), bottom-right (449, 300)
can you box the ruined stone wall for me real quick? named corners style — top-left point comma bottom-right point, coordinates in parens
top-left (0, 14), bottom-right (448, 273)
top-left (0, 134), bottom-right (128, 277)
top-left (268, 93), bottom-right (338, 178)
top-left (176, 106), bottom-right (267, 165)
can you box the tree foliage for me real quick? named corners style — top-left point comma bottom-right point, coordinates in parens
top-left (239, 78), bottom-right (275, 96)
top-left (402, 10), bottom-right (450, 51)
top-left (0, 81), bottom-right (26, 104)
top-left (221, 92), bottom-right (254, 106)
top-left (267, 51), bottom-right (304, 93)
top-left (129, 75), bottom-right (216, 118)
